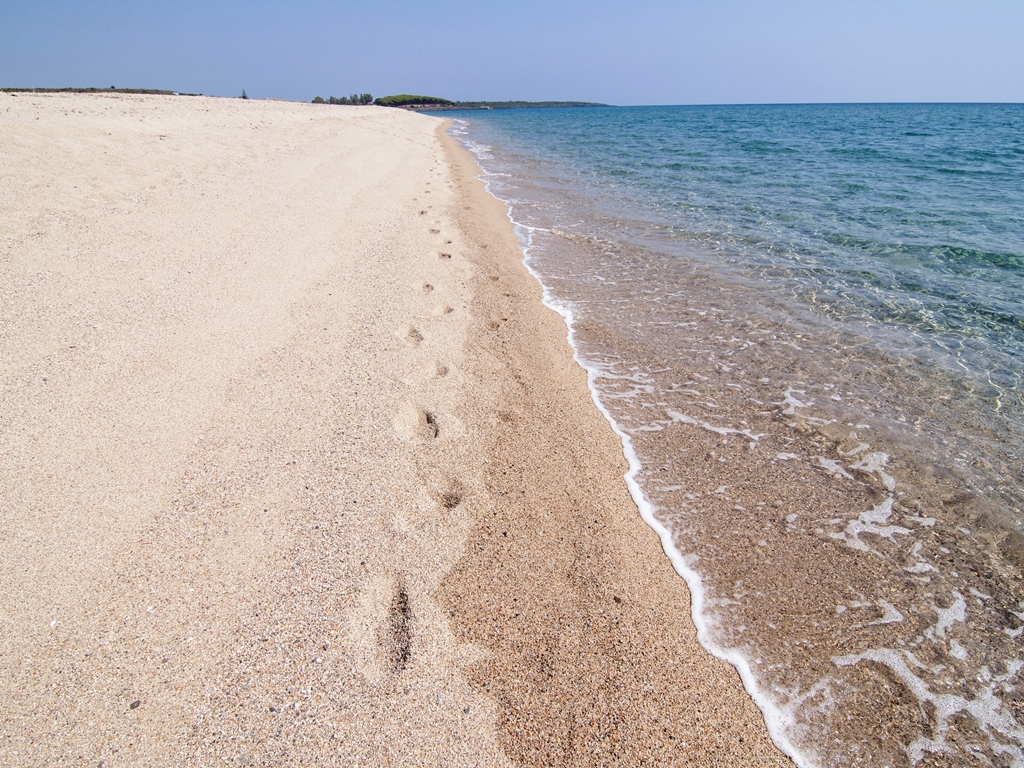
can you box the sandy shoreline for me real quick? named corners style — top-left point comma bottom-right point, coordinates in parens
top-left (1, 93), bottom-right (791, 765)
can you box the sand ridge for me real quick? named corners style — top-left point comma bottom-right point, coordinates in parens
top-left (0, 92), bottom-right (791, 766)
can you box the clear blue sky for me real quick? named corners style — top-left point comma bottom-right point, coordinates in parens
top-left (2, 0), bottom-right (1021, 105)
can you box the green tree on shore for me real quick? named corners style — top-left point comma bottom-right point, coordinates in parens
top-left (312, 93), bottom-right (372, 105)
top-left (373, 94), bottom-right (453, 107)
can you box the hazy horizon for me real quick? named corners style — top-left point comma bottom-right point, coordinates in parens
top-left (3, 0), bottom-right (1022, 106)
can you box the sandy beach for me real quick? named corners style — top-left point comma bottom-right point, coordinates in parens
top-left (1, 93), bottom-right (793, 766)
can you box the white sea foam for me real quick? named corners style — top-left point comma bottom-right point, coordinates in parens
top-left (666, 409), bottom-right (764, 442)
top-left (839, 442), bottom-right (871, 456)
top-left (777, 387), bottom-right (835, 426)
top-left (814, 456), bottom-right (855, 481)
top-left (925, 592), bottom-right (966, 640)
top-left (868, 600), bottom-right (905, 626)
top-left (781, 387), bottom-right (813, 414)
top-left (849, 452), bottom-right (896, 492)
top-left (590, 364), bottom-right (657, 399)
top-left (834, 648), bottom-right (1024, 767)
top-left (457, 126), bottom-right (816, 768)
top-left (949, 639), bottom-right (968, 660)
top-left (830, 498), bottom-right (913, 554)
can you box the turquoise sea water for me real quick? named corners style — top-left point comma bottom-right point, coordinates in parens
top-left (444, 105), bottom-right (1024, 767)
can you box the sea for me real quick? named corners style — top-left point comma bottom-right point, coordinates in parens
top-left (438, 103), bottom-right (1024, 768)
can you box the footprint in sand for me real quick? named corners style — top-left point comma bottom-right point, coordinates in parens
top-left (436, 479), bottom-right (464, 510)
top-left (423, 410), bottom-right (440, 439)
top-left (429, 303), bottom-right (454, 318)
top-left (393, 404), bottom-right (442, 442)
top-left (386, 582), bottom-right (412, 673)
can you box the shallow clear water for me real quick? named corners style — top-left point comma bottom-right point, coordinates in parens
top-left (444, 104), bottom-right (1024, 767)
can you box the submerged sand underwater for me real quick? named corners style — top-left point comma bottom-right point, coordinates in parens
top-left (450, 103), bottom-right (1024, 767)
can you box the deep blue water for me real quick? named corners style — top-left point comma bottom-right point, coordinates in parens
top-left (443, 105), bottom-right (1024, 768)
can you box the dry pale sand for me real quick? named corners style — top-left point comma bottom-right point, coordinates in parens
top-left (0, 92), bottom-right (793, 767)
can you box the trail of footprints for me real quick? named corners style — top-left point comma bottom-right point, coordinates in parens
top-left (383, 195), bottom-right (467, 674)
top-left (382, 165), bottom-right (512, 675)
top-left (384, 162), bottom-right (519, 678)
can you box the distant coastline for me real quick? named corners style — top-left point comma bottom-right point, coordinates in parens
top-left (3, 88), bottom-right (611, 110)
top-left (1, 87), bottom-right (202, 96)
top-left (420, 100), bottom-right (611, 111)
top-left (367, 93), bottom-right (610, 110)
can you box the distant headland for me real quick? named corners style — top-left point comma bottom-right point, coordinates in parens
top-left (312, 93), bottom-right (610, 110)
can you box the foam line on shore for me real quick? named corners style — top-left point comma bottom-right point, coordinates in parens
top-left (450, 121), bottom-right (814, 768)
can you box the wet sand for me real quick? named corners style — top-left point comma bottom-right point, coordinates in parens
top-left (0, 92), bottom-right (793, 766)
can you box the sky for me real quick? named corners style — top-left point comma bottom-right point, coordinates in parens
top-left (2, 0), bottom-right (1022, 105)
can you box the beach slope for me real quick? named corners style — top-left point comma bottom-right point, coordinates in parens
top-left (0, 93), bottom-right (790, 766)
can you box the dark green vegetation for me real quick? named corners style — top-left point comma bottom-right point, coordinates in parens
top-left (373, 94), bottom-right (454, 107)
top-left (1, 87), bottom-right (199, 95)
top-left (311, 93), bottom-right (374, 105)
